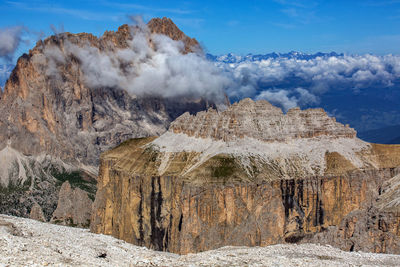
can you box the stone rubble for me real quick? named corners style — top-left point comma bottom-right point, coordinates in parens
top-left (1, 214), bottom-right (399, 267)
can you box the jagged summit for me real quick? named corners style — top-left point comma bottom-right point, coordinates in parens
top-left (170, 98), bottom-right (356, 142)
top-left (147, 17), bottom-right (200, 53)
top-left (22, 17), bottom-right (199, 60)
top-left (0, 17), bottom-right (208, 219)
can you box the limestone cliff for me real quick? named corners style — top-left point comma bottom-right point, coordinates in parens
top-left (0, 18), bottom-right (207, 221)
top-left (91, 98), bottom-right (400, 254)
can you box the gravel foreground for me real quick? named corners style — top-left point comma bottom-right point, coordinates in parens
top-left (0, 215), bottom-right (399, 267)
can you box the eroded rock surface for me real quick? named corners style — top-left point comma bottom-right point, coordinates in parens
top-left (51, 181), bottom-right (93, 227)
top-left (170, 98), bottom-right (356, 142)
top-left (91, 99), bottom-right (400, 254)
top-left (29, 202), bottom-right (46, 222)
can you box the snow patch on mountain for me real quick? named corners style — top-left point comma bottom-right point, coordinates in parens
top-left (151, 131), bottom-right (369, 177)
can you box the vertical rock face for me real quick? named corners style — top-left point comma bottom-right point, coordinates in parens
top-left (51, 181), bottom-right (93, 227)
top-left (91, 99), bottom-right (400, 254)
top-left (0, 18), bottom-right (208, 219)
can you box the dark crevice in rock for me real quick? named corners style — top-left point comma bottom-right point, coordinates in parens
top-left (150, 176), bottom-right (166, 251)
top-left (138, 181), bottom-right (144, 245)
top-left (178, 214), bottom-right (183, 232)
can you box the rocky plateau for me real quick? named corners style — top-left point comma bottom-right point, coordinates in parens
top-left (91, 98), bottom-right (400, 254)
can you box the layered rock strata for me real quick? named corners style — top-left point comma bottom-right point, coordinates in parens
top-left (91, 98), bottom-right (400, 254)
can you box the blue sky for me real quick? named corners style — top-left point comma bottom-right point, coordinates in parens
top-left (1, 0), bottom-right (400, 59)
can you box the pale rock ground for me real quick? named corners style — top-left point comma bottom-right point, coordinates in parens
top-left (0, 215), bottom-right (399, 267)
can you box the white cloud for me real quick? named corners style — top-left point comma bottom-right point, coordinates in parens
top-left (0, 26), bottom-right (25, 60)
top-left (43, 20), bottom-right (231, 102)
top-left (216, 53), bottom-right (400, 110)
top-left (255, 87), bottom-right (318, 111)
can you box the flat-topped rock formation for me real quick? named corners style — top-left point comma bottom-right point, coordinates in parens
top-left (152, 98), bottom-right (368, 179)
top-left (170, 98), bottom-right (356, 142)
top-left (91, 100), bottom-right (400, 254)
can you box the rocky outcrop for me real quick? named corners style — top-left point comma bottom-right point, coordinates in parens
top-left (147, 17), bottom-right (200, 53)
top-left (29, 202), bottom-right (46, 222)
top-left (51, 181), bottom-right (93, 227)
top-left (0, 18), bottom-right (208, 219)
top-left (91, 99), bottom-right (400, 254)
top-left (302, 208), bottom-right (400, 254)
top-left (170, 98), bottom-right (356, 142)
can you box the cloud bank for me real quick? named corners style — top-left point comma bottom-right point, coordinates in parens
top-left (0, 26), bottom-right (25, 61)
top-left (217, 54), bottom-right (400, 110)
top-left (43, 20), bottom-right (231, 102)
top-left (39, 18), bottom-right (400, 115)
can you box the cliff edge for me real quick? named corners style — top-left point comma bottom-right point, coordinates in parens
top-left (91, 99), bottom-right (400, 254)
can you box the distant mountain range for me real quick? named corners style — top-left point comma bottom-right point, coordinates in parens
top-left (206, 51), bottom-right (343, 63)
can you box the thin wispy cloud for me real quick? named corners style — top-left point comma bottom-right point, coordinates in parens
top-left (272, 0), bottom-right (319, 27)
top-left (226, 20), bottom-right (239, 27)
top-left (99, 1), bottom-right (193, 15)
top-left (6, 1), bottom-right (122, 21)
top-left (0, 25), bottom-right (28, 62)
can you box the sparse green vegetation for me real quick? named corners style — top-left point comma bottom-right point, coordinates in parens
top-left (66, 218), bottom-right (78, 227)
top-left (211, 157), bottom-right (236, 178)
top-left (143, 144), bottom-right (159, 162)
top-left (52, 170), bottom-right (96, 199)
top-left (0, 176), bottom-right (32, 195)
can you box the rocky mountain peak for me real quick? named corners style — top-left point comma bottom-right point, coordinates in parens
top-left (169, 98), bottom-right (356, 142)
top-left (147, 17), bottom-right (200, 53)
top-left (0, 17), bottom-right (209, 220)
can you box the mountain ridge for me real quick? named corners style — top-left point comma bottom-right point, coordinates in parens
top-left (206, 51), bottom-right (344, 63)
top-left (0, 17), bottom-right (209, 223)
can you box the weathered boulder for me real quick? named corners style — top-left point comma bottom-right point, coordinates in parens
top-left (29, 202), bottom-right (46, 222)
